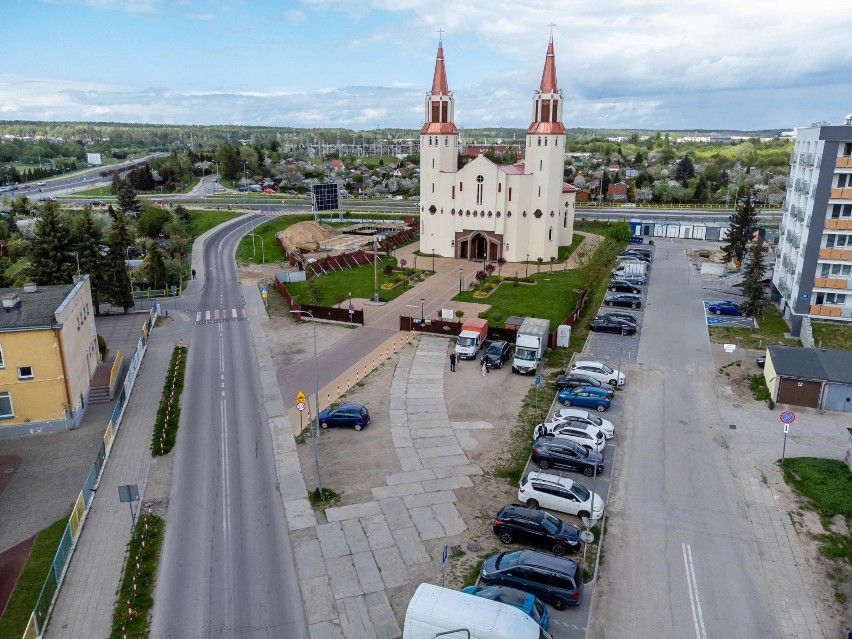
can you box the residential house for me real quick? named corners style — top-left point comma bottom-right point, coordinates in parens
top-left (606, 183), bottom-right (628, 203)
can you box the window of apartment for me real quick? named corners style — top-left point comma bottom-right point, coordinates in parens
top-left (498, 183), bottom-right (502, 193)
top-left (820, 263), bottom-right (852, 277)
top-left (0, 345), bottom-right (4, 369)
top-left (831, 203), bottom-right (852, 218)
top-left (826, 234), bottom-right (851, 247)
top-left (445, 137), bottom-right (449, 146)
top-left (838, 174), bottom-right (852, 188)
top-left (0, 392), bottom-right (12, 419)
top-left (459, 182), bottom-right (463, 192)
top-left (476, 175), bottom-right (484, 205)
top-left (844, 142), bottom-right (852, 157)
top-left (18, 366), bottom-right (33, 380)
top-left (508, 187), bottom-right (512, 202)
top-left (815, 292), bottom-right (847, 305)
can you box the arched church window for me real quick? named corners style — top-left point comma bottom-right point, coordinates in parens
top-left (445, 137), bottom-right (449, 146)
top-left (537, 137), bottom-right (541, 147)
top-left (544, 137), bottom-right (548, 146)
top-left (476, 175), bottom-right (484, 205)
top-left (548, 227), bottom-right (553, 241)
top-left (466, 210), bottom-right (471, 217)
top-left (506, 211), bottom-right (512, 218)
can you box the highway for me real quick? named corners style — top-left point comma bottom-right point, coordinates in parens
top-left (150, 216), bottom-right (305, 639)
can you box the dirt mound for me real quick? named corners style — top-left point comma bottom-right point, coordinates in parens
top-left (276, 221), bottom-right (336, 254)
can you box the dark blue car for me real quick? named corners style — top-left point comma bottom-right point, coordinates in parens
top-left (556, 386), bottom-right (611, 412)
top-left (480, 549), bottom-right (583, 610)
top-left (707, 300), bottom-right (743, 316)
top-left (317, 404), bottom-right (370, 431)
top-left (461, 584), bottom-right (550, 630)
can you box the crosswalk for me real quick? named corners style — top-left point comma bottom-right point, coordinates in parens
top-left (195, 307), bottom-right (248, 324)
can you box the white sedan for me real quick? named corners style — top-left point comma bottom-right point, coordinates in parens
top-left (550, 408), bottom-right (615, 439)
top-left (571, 360), bottom-right (626, 387)
top-left (518, 471), bottom-right (605, 520)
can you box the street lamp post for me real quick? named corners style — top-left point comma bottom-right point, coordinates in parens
top-left (459, 268), bottom-right (463, 294)
top-left (432, 249), bottom-right (435, 271)
top-left (525, 254), bottom-right (529, 279)
top-left (289, 310), bottom-right (323, 493)
top-left (420, 298), bottom-right (425, 322)
top-left (241, 162), bottom-right (249, 205)
top-left (248, 232), bottom-right (266, 288)
top-left (373, 236), bottom-right (380, 302)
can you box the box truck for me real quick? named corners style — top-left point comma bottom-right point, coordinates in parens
top-left (403, 584), bottom-right (552, 639)
top-left (455, 317), bottom-right (488, 359)
top-left (512, 317), bottom-right (550, 374)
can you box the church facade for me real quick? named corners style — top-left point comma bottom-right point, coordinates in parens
top-left (418, 38), bottom-right (577, 263)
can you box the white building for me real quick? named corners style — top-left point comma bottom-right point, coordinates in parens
top-left (418, 38), bottom-right (576, 263)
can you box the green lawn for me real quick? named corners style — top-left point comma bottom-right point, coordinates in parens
top-left (234, 215), bottom-right (315, 264)
top-left (455, 269), bottom-right (584, 328)
top-left (557, 234), bottom-right (584, 262)
top-left (0, 516), bottom-right (69, 637)
top-left (708, 304), bottom-right (800, 349)
top-left (283, 257), bottom-right (415, 305)
top-left (186, 210), bottom-right (240, 240)
top-left (811, 321), bottom-right (852, 351)
top-left (782, 458), bottom-right (852, 519)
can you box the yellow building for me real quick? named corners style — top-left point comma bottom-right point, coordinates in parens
top-left (0, 276), bottom-right (100, 435)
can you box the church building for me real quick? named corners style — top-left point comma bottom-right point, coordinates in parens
top-left (418, 38), bottom-right (577, 263)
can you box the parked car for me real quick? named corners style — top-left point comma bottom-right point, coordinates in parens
top-left (589, 317), bottom-right (637, 335)
top-left (518, 472), bottom-right (605, 520)
top-left (556, 386), bottom-right (611, 412)
top-left (532, 421), bottom-right (604, 452)
top-left (531, 437), bottom-right (605, 476)
top-left (550, 408), bottom-right (615, 439)
top-left (604, 293), bottom-right (642, 309)
top-left (480, 550), bottom-right (584, 610)
top-left (757, 355), bottom-right (766, 368)
top-left (493, 503), bottom-right (581, 556)
top-left (594, 311), bottom-right (638, 325)
top-left (460, 584), bottom-right (550, 630)
top-left (623, 247), bottom-right (653, 259)
top-left (619, 250), bottom-right (652, 262)
top-left (608, 279), bottom-right (643, 294)
top-left (482, 340), bottom-right (513, 368)
top-left (553, 373), bottom-right (615, 396)
top-left (317, 404), bottom-right (370, 430)
top-left (571, 360), bottom-right (626, 386)
top-left (707, 300), bottom-right (743, 316)
top-left (612, 273), bottom-right (647, 286)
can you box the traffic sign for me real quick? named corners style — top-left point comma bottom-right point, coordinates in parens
top-left (296, 402), bottom-right (306, 412)
top-left (723, 343), bottom-right (736, 353)
top-left (261, 287), bottom-right (268, 299)
top-left (295, 390), bottom-right (307, 405)
top-left (535, 375), bottom-right (541, 387)
top-left (779, 410), bottom-right (796, 424)
top-left (783, 423), bottom-right (789, 434)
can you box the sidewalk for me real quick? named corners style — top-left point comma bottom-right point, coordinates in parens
top-left (45, 320), bottom-right (189, 638)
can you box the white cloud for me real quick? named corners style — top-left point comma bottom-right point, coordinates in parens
top-left (42, 0), bottom-right (161, 14)
top-left (283, 9), bottom-right (306, 23)
top-left (184, 12), bottom-right (214, 21)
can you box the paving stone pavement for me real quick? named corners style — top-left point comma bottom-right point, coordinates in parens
top-left (287, 335), bottom-right (488, 639)
top-left (739, 469), bottom-right (827, 639)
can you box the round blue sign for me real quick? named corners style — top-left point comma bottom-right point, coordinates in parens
top-left (779, 410), bottom-right (796, 424)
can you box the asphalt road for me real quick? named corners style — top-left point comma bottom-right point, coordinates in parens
top-left (589, 239), bottom-right (777, 639)
top-left (150, 216), bottom-right (305, 638)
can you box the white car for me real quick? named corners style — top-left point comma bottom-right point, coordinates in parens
top-left (518, 471), bottom-right (605, 520)
top-left (571, 360), bottom-right (626, 387)
top-left (533, 421), bottom-right (605, 452)
top-left (550, 408), bottom-right (615, 439)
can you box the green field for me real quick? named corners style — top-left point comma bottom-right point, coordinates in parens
top-left (283, 257), bottom-right (412, 305)
top-left (782, 458), bottom-right (852, 519)
top-left (811, 321), bottom-right (852, 351)
top-left (186, 210), bottom-right (241, 239)
top-left (709, 305), bottom-right (800, 349)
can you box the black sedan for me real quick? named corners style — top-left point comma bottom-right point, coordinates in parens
top-left (531, 437), bottom-right (604, 476)
top-left (604, 293), bottom-right (642, 309)
top-left (589, 317), bottom-right (637, 335)
top-left (482, 340), bottom-right (512, 368)
top-left (554, 374), bottom-right (614, 396)
top-left (595, 311), bottom-right (638, 325)
top-left (608, 280), bottom-right (642, 294)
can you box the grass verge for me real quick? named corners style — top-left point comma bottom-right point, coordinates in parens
top-left (0, 516), bottom-right (68, 637)
top-left (110, 513), bottom-right (164, 638)
top-left (748, 373), bottom-right (772, 406)
top-left (811, 321), bottom-right (852, 351)
top-left (235, 214), bottom-right (314, 264)
top-left (781, 458), bottom-right (852, 519)
top-left (151, 345), bottom-right (188, 455)
top-left (283, 257), bottom-right (413, 305)
top-left (308, 487), bottom-right (341, 508)
top-left (708, 304), bottom-right (800, 348)
top-left (460, 556), bottom-right (488, 589)
top-left (186, 210), bottom-right (240, 240)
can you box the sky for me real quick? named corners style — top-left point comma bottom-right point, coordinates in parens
top-left (1, 0), bottom-right (851, 132)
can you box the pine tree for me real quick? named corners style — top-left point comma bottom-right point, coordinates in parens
top-left (740, 238), bottom-right (768, 317)
top-left (105, 211), bottom-right (134, 312)
top-left (29, 201), bottom-right (75, 285)
top-left (145, 247), bottom-right (167, 290)
top-left (722, 194), bottom-right (758, 264)
top-left (675, 154), bottom-right (696, 185)
top-left (117, 182), bottom-right (142, 217)
top-left (75, 206), bottom-right (106, 313)
top-left (693, 176), bottom-right (710, 203)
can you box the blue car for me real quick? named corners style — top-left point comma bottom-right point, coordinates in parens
top-left (461, 584), bottom-right (550, 630)
top-left (556, 386), bottom-right (611, 412)
top-left (707, 300), bottom-right (743, 316)
top-left (317, 404), bottom-right (370, 431)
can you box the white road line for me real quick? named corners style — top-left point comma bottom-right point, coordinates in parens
top-left (231, 308), bottom-right (237, 319)
top-left (682, 542), bottom-right (708, 639)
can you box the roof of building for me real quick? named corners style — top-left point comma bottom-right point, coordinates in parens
top-left (431, 40), bottom-right (449, 95)
top-left (539, 38), bottom-right (558, 93)
top-left (0, 284), bottom-right (73, 330)
top-left (498, 163), bottom-right (526, 175)
top-left (768, 345), bottom-right (852, 384)
top-left (562, 182), bottom-right (578, 193)
top-left (607, 183), bottom-right (628, 196)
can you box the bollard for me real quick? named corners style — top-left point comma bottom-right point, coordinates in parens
top-left (372, 358), bottom-right (375, 370)
top-left (347, 377), bottom-right (350, 390)
top-left (327, 392), bottom-right (330, 405)
top-left (364, 364), bottom-right (368, 376)
top-left (337, 384), bottom-right (340, 395)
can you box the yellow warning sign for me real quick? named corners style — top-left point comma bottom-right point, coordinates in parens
top-left (295, 390), bottom-right (307, 404)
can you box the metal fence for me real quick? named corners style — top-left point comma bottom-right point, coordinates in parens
top-left (21, 303), bottom-right (159, 639)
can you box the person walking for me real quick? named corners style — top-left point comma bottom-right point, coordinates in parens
top-left (481, 359), bottom-right (487, 377)
top-left (449, 352), bottom-right (457, 372)
top-left (191, 269), bottom-right (196, 279)
top-left (535, 422), bottom-right (548, 439)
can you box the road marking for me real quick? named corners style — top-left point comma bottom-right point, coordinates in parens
top-left (682, 542), bottom-right (707, 639)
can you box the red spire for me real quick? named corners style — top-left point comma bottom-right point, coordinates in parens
top-left (539, 38), bottom-right (557, 92)
top-left (431, 39), bottom-right (449, 95)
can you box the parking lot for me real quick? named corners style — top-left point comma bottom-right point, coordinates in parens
top-left (702, 299), bottom-right (756, 327)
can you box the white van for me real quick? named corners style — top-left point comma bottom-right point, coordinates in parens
top-left (403, 583), bottom-right (553, 639)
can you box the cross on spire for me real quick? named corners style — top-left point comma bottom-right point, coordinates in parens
top-left (548, 23), bottom-right (556, 40)
top-left (437, 28), bottom-right (444, 44)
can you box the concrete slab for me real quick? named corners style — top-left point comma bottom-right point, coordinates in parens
top-left (341, 518), bottom-right (371, 555)
top-left (409, 506), bottom-right (446, 541)
top-left (409, 427), bottom-right (454, 438)
top-left (373, 545), bottom-right (409, 588)
top-left (385, 469), bottom-right (436, 485)
top-left (395, 447), bottom-right (423, 471)
top-left (432, 463), bottom-right (483, 478)
top-left (421, 475), bottom-right (474, 492)
top-left (365, 591), bottom-right (403, 639)
top-left (309, 621), bottom-right (345, 639)
top-left (294, 538), bottom-right (327, 580)
top-left (415, 444), bottom-right (465, 459)
top-left (433, 501), bottom-right (466, 536)
top-left (371, 482), bottom-right (424, 501)
top-left (325, 555), bottom-right (363, 599)
top-left (419, 454), bottom-right (471, 469)
top-left (280, 472), bottom-right (309, 501)
top-left (389, 398), bottom-right (407, 411)
top-left (336, 595), bottom-right (374, 638)
top-left (301, 576), bottom-right (339, 625)
top-left (450, 421), bottom-right (495, 430)
top-left (361, 513), bottom-right (395, 551)
top-left (378, 497), bottom-right (414, 531)
top-left (453, 431), bottom-right (480, 451)
top-left (325, 501), bottom-right (381, 522)
top-left (392, 526), bottom-right (432, 566)
top-left (277, 450), bottom-right (303, 475)
top-left (317, 521), bottom-right (350, 559)
top-left (390, 426), bottom-right (413, 449)
top-left (403, 491), bottom-right (457, 508)
top-left (406, 387), bottom-right (444, 399)
top-left (411, 436), bottom-right (459, 449)
top-left (389, 410), bottom-right (408, 427)
top-left (285, 498), bottom-right (319, 530)
top-left (352, 551), bottom-right (385, 594)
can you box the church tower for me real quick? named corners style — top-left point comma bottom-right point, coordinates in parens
top-left (419, 38), bottom-right (458, 255)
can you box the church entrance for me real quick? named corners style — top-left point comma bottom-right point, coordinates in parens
top-left (456, 232), bottom-right (502, 261)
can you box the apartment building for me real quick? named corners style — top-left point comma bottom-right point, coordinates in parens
top-left (772, 116), bottom-right (852, 336)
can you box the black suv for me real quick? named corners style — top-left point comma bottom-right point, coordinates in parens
top-left (554, 373), bottom-right (615, 396)
top-left (493, 504), bottom-right (581, 556)
top-left (608, 280), bottom-right (642, 294)
top-left (531, 437), bottom-right (605, 476)
top-left (595, 311), bottom-right (638, 325)
top-left (482, 340), bottom-right (512, 368)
